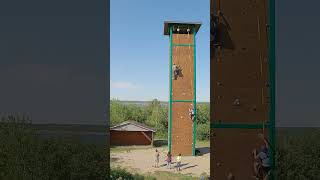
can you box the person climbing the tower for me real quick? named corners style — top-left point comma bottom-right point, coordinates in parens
top-left (252, 137), bottom-right (272, 180)
top-left (189, 104), bottom-right (195, 121)
top-left (211, 10), bottom-right (221, 47)
top-left (172, 63), bottom-right (182, 80)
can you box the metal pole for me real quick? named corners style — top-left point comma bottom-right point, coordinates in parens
top-left (168, 25), bottom-right (173, 153)
top-left (268, 0), bottom-right (276, 179)
top-left (192, 26), bottom-right (197, 156)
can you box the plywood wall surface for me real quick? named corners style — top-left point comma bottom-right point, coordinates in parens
top-left (171, 33), bottom-right (195, 156)
top-left (211, 0), bottom-right (270, 179)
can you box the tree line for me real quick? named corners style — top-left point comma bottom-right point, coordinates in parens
top-left (110, 99), bottom-right (210, 140)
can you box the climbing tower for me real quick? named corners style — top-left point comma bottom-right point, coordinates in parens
top-left (210, 0), bottom-right (275, 179)
top-left (164, 21), bottom-right (201, 156)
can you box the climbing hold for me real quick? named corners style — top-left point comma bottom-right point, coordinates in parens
top-left (252, 106), bottom-right (257, 111)
top-left (227, 172), bottom-right (235, 180)
top-left (233, 98), bottom-right (240, 106)
top-left (217, 82), bottom-right (222, 86)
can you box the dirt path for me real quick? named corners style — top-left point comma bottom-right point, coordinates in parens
top-left (111, 147), bottom-right (210, 177)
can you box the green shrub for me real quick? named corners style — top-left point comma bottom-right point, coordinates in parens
top-left (110, 167), bottom-right (153, 180)
top-left (276, 129), bottom-right (320, 179)
top-left (0, 116), bottom-right (108, 180)
top-left (196, 122), bottom-right (210, 141)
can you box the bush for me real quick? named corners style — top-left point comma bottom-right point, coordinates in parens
top-left (110, 100), bottom-right (210, 142)
top-left (110, 167), bottom-right (155, 180)
top-left (196, 122), bottom-right (210, 141)
top-left (276, 130), bottom-right (320, 179)
top-left (0, 116), bottom-right (108, 180)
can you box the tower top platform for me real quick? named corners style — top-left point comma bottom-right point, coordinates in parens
top-left (164, 21), bottom-right (201, 35)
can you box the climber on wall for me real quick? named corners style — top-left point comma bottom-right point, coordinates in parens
top-left (252, 137), bottom-right (272, 180)
top-left (172, 63), bottom-right (182, 80)
top-left (188, 104), bottom-right (195, 121)
top-left (211, 10), bottom-right (221, 47)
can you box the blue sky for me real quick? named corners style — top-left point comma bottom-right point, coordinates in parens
top-left (110, 0), bottom-right (210, 102)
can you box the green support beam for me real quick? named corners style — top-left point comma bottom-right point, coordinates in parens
top-left (268, 0), bottom-right (276, 179)
top-left (168, 25), bottom-right (173, 153)
top-left (192, 26), bottom-right (197, 156)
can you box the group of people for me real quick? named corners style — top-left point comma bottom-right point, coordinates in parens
top-left (154, 150), bottom-right (182, 172)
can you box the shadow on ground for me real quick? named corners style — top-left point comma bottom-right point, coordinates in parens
top-left (153, 139), bottom-right (168, 147)
top-left (196, 147), bottom-right (210, 156)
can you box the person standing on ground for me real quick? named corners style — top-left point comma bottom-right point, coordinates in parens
top-left (154, 149), bottom-right (160, 168)
top-left (176, 153), bottom-right (182, 171)
top-left (166, 151), bottom-right (172, 169)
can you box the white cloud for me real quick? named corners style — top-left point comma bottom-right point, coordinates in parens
top-left (111, 81), bottom-right (139, 90)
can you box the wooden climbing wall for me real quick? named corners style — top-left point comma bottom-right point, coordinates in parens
top-left (172, 34), bottom-right (194, 156)
top-left (211, 0), bottom-right (270, 179)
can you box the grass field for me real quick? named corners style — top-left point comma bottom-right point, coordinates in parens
top-left (111, 167), bottom-right (208, 180)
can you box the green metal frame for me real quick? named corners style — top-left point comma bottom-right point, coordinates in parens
top-left (192, 26), bottom-right (197, 156)
top-left (168, 25), bottom-right (197, 156)
top-left (268, 0), bottom-right (276, 179)
top-left (168, 26), bottom-right (173, 153)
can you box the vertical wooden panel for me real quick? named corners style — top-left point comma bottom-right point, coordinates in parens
top-left (172, 102), bottom-right (194, 155)
top-left (172, 45), bottom-right (194, 100)
top-left (211, 0), bottom-right (270, 179)
top-left (211, 129), bottom-right (268, 179)
top-left (171, 33), bottom-right (194, 156)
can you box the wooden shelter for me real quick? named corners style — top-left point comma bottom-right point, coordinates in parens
top-left (110, 121), bottom-right (156, 146)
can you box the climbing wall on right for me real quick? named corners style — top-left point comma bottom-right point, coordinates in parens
top-left (210, 0), bottom-right (275, 179)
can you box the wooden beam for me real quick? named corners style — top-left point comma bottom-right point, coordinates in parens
top-left (151, 132), bottom-right (154, 146)
top-left (141, 131), bottom-right (152, 145)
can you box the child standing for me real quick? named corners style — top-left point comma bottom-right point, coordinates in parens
top-left (176, 153), bottom-right (182, 171)
top-left (166, 151), bottom-right (172, 169)
top-left (154, 149), bottom-right (160, 168)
